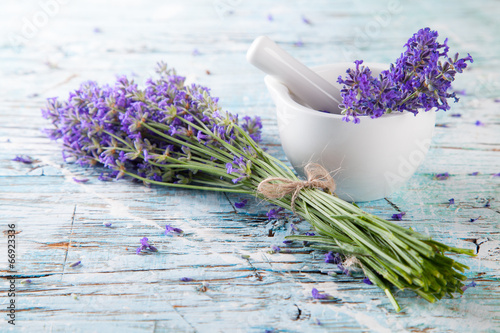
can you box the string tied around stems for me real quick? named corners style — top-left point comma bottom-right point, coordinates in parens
top-left (257, 163), bottom-right (336, 212)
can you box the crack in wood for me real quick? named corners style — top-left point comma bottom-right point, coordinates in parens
top-left (61, 204), bottom-right (77, 279)
top-left (385, 198), bottom-right (401, 212)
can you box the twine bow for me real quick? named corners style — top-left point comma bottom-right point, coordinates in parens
top-left (257, 163), bottom-right (336, 212)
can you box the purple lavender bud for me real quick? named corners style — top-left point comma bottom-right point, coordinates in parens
top-left (12, 155), bottom-right (34, 164)
top-left (234, 199), bottom-right (248, 209)
top-left (69, 261), bottom-right (81, 268)
top-left (392, 212), bottom-right (406, 220)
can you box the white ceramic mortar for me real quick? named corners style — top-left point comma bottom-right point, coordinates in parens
top-left (265, 63), bottom-right (436, 202)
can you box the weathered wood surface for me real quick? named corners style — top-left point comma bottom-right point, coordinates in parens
top-left (0, 0), bottom-right (499, 332)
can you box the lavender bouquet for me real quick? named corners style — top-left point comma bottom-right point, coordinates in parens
top-left (42, 29), bottom-right (474, 312)
top-left (338, 27), bottom-right (473, 123)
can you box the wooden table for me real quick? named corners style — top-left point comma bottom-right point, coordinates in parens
top-left (1, 0), bottom-right (499, 332)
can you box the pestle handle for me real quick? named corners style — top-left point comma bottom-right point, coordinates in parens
top-left (246, 36), bottom-right (341, 113)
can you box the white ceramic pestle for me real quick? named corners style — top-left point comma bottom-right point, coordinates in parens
top-left (246, 36), bottom-right (342, 114)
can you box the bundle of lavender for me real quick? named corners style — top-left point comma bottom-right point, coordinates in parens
top-left (42, 30), bottom-right (474, 312)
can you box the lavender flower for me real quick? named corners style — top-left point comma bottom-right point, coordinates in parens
top-left (475, 120), bottom-right (485, 126)
top-left (337, 28), bottom-right (473, 122)
top-left (363, 277), bottom-right (373, 285)
top-left (311, 288), bottom-right (333, 300)
top-left (448, 198), bottom-right (455, 205)
top-left (301, 15), bottom-right (312, 25)
top-left (266, 207), bottom-right (284, 220)
top-left (165, 225), bottom-right (183, 235)
top-left (69, 261), bottom-right (81, 268)
top-left (324, 251), bottom-right (341, 264)
top-left (392, 212), bottom-right (406, 220)
top-left (136, 237), bottom-right (158, 254)
top-left (271, 245), bottom-right (281, 253)
top-left (434, 172), bottom-right (450, 180)
top-left (234, 199), bottom-right (248, 208)
top-left (12, 155), bottom-right (34, 164)
top-left (461, 281), bottom-right (477, 292)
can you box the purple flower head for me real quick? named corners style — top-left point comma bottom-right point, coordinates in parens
top-left (392, 212), bottom-right (406, 220)
top-left (234, 199), bottom-right (248, 209)
top-left (165, 224), bottom-right (183, 235)
top-left (337, 28), bottom-right (472, 122)
top-left (311, 288), bottom-right (333, 300)
top-left (266, 207), bottom-right (284, 220)
top-left (301, 15), bottom-right (312, 25)
top-left (324, 251), bottom-right (342, 264)
top-left (69, 261), bottom-right (81, 268)
top-left (434, 172), bottom-right (450, 180)
top-left (293, 40), bottom-right (304, 47)
top-left (362, 277), bottom-right (373, 285)
top-left (137, 237), bottom-right (158, 254)
top-left (12, 155), bottom-right (34, 164)
top-left (461, 280), bottom-right (477, 292)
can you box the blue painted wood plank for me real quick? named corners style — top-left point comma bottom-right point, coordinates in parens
top-left (0, 0), bottom-right (499, 332)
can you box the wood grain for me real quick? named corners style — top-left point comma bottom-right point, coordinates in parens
top-left (1, 0), bottom-right (499, 332)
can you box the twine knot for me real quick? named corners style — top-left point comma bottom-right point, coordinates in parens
top-left (257, 163), bottom-right (336, 212)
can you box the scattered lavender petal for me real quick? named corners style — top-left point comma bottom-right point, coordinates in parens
top-left (392, 212), bottom-right (406, 220)
top-left (267, 14), bottom-right (274, 21)
top-left (475, 120), bottom-right (485, 126)
top-left (434, 172), bottom-right (450, 180)
top-left (69, 261), bottom-right (81, 268)
top-left (293, 40), bottom-right (304, 47)
top-left (192, 48), bottom-right (201, 56)
top-left (234, 199), bottom-right (248, 209)
top-left (311, 288), bottom-right (332, 300)
top-left (165, 224), bottom-right (183, 235)
top-left (103, 222), bottom-right (112, 227)
top-left (469, 171), bottom-right (479, 176)
top-left (12, 155), bottom-right (34, 164)
top-left (448, 198), bottom-right (455, 205)
top-left (461, 280), bottom-right (477, 292)
top-left (450, 113), bottom-right (462, 117)
top-left (301, 15), bottom-right (312, 25)
top-left (72, 177), bottom-right (89, 183)
top-left (362, 277), bottom-right (373, 285)
top-left (180, 277), bottom-right (193, 282)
